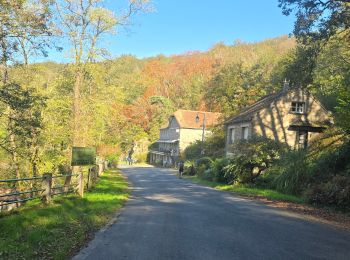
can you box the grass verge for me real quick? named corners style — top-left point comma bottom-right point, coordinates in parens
top-left (184, 175), bottom-right (305, 204)
top-left (0, 169), bottom-right (129, 260)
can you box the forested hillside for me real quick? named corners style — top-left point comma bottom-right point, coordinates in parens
top-left (0, 35), bottom-right (295, 179)
top-left (1, 0), bottom-right (349, 197)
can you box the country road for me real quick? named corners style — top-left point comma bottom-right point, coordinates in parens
top-left (74, 166), bottom-right (350, 260)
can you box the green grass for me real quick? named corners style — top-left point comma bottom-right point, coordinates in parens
top-left (184, 175), bottom-right (305, 204)
top-left (0, 170), bottom-right (129, 260)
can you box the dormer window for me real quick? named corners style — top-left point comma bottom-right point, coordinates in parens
top-left (291, 102), bottom-right (305, 114)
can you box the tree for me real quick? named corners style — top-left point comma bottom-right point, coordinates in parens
top-left (0, 83), bottom-right (45, 183)
top-left (55, 0), bottom-right (151, 149)
top-left (278, 0), bottom-right (350, 42)
top-left (205, 62), bottom-right (270, 116)
top-left (279, 1), bottom-right (350, 134)
top-left (0, 0), bottom-right (52, 180)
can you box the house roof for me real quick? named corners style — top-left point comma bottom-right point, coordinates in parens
top-left (164, 109), bottom-right (222, 129)
top-left (225, 91), bottom-right (285, 124)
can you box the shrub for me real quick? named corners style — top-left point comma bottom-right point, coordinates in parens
top-left (305, 175), bottom-right (350, 210)
top-left (310, 140), bottom-right (350, 183)
top-left (222, 162), bottom-right (239, 184)
top-left (183, 130), bottom-right (225, 160)
top-left (304, 140), bottom-right (350, 209)
top-left (273, 150), bottom-right (311, 195)
top-left (195, 157), bottom-right (213, 169)
top-left (183, 164), bottom-right (196, 176)
top-left (183, 141), bottom-right (202, 160)
top-left (196, 165), bottom-right (214, 181)
top-left (211, 157), bottom-right (230, 183)
top-left (106, 154), bottom-right (119, 168)
top-left (256, 165), bottom-right (282, 189)
top-left (223, 155), bottom-right (258, 184)
top-left (224, 137), bottom-right (287, 184)
top-left (134, 153), bottom-right (148, 163)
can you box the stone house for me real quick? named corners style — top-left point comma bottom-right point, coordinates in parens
top-left (224, 85), bottom-right (333, 156)
top-left (150, 109), bottom-right (221, 166)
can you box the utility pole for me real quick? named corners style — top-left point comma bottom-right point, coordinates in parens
top-left (195, 112), bottom-right (206, 155)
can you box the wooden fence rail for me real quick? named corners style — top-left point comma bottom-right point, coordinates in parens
top-left (0, 161), bottom-right (107, 212)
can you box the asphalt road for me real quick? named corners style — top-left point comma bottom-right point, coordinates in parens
top-left (74, 166), bottom-right (350, 260)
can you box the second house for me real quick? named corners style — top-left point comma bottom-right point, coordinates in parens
top-left (150, 109), bottom-right (221, 166)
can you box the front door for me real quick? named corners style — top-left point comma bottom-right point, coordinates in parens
top-left (297, 130), bottom-right (308, 149)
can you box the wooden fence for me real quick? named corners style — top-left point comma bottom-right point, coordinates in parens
top-left (0, 162), bottom-right (107, 212)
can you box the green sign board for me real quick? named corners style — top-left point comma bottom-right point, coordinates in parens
top-left (71, 147), bottom-right (96, 166)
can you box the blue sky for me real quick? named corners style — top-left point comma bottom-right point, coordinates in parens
top-left (47, 0), bottom-right (295, 62)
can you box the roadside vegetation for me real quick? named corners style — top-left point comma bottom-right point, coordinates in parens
top-left (179, 0), bottom-right (350, 212)
top-left (0, 170), bottom-right (129, 260)
top-left (185, 175), bottom-right (305, 204)
top-left (183, 129), bottom-right (350, 211)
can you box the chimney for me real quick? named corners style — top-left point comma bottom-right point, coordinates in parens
top-left (283, 79), bottom-right (290, 92)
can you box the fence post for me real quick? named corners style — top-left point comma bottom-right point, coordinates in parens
top-left (86, 168), bottom-right (91, 190)
top-left (98, 163), bottom-right (103, 176)
top-left (91, 166), bottom-right (98, 187)
top-left (63, 174), bottom-right (72, 193)
top-left (41, 173), bottom-right (52, 204)
top-left (77, 172), bottom-right (84, 197)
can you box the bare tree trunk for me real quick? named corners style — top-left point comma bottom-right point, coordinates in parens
top-left (73, 67), bottom-right (83, 147)
top-left (72, 67), bottom-right (84, 174)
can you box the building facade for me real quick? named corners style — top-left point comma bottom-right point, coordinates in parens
top-left (225, 86), bottom-right (333, 156)
top-left (150, 110), bottom-right (221, 166)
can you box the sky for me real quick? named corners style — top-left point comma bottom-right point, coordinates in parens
top-left (47, 0), bottom-right (296, 62)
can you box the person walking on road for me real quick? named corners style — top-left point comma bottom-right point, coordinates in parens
top-left (178, 161), bottom-right (184, 179)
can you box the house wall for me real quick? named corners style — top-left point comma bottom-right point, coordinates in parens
top-left (225, 122), bottom-right (252, 156)
top-left (159, 117), bottom-right (180, 141)
top-left (252, 89), bottom-right (330, 147)
top-left (225, 89), bottom-right (331, 156)
top-left (179, 128), bottom-right (212, 153)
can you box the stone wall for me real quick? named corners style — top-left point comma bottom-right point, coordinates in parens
top-left (252, 89), bottom-right (331, 148)
top-left (225, 89), bottom-right (332, 155)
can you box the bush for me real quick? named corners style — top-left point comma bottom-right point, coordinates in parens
top-left (310, 140), bottom-right (350, 183)
top-left (222, 163), bottom-right (239, 184)
top-left (256, 165), bottom-right (282, 189)
top-left (197, 166), bottom-right (214, 181)
top-left (272, 150), bottom-right (311, 195)
top-left (106, 154), bottom-right (119, 168)
top-left (304, 140), bottom-right (350, 209)
top-left (134, 153), bottom-right (148, 163)
top-left (195, 157), bottom-right (213, 169)
top-left (223, 137), bottom-right (287, 184)
top-left (183, 162), bottom-right (196, 176)
top-left (183, 130), bottom-right (225, 160)
top-left (183, 141), bottom-right (202, 161)
top-left (222, 155), bottom-right (257, 184)
top-left (305, 175), bottom-right (350, 210)
top-left (211, 157), bottom-right (230, 183)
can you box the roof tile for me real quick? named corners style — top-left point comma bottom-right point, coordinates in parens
top-left (168, 109), bottom-right (222, 129)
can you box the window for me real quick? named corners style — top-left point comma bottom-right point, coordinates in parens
top-left (291, 102), bottom-right (305, 114)
top-left (242, 127), bottom-right (249, 140)
top-left (228, 128), bottom-right (235, 144)
top-left (297, 131), bottom-right (308, 149)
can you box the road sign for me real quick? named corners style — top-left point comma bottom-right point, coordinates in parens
top-left (71, 147), bottom-right (96, 166)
